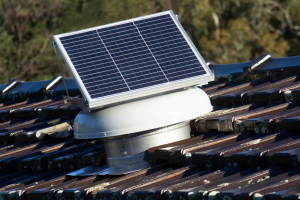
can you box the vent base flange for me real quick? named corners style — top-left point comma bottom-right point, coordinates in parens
top-left (103, 121), bottom-right (190, 174)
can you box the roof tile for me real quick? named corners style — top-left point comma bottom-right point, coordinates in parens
top-left (0, 55), bottom-right (300, 199)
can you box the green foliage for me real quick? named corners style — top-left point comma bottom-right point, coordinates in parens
top-left (0, 0), bottom-right (65, 83)
top-left (0, 0), bottom-right (299, 83)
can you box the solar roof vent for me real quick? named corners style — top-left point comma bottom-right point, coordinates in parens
top-left (73, 87), bottom-right (212, 174)
top-left (52, 10), bottom-right (214, 174)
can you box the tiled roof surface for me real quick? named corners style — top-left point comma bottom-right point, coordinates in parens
top-left (0, 54), bottom-right (299, 200)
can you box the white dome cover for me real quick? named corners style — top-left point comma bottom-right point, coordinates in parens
top-left (74, 87), bottom-right (212, 139)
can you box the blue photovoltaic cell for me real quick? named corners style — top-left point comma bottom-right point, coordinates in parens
top-left (59, 13), bottom-right (207, 99)
top-left (97, 23), bottom-right (168, 90)
top-left (60, 31), bottom-right (130, 99)
top-left (134, 14), bottom-right (206, 82)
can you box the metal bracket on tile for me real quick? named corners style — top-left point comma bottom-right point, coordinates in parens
top-left (249, 54), bottom-right (273, 71)
top-left (0, 78), bottom-right (22, 95)
top-left (235, 54), bottom-right (274, 82)
top-left (39, 75), bottom-right (63, 93)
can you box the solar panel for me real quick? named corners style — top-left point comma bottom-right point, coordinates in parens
top-left (53, 10), bottom-right (214, 110)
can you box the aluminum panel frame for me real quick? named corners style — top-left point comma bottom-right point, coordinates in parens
top-left (53, 10), bottom-right (214, 110)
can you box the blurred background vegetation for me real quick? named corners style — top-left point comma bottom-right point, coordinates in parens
top-left (0, 0), bottom-right (299, 83)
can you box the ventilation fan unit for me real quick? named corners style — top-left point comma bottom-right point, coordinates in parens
top-left (52, 10), bottom-right (214, 174)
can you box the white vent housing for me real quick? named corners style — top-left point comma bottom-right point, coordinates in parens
top-left (73, 87), bottom-right (212, 174)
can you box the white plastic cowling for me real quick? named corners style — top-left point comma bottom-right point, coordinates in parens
top-left (73, 87), bottom-right (212, 139)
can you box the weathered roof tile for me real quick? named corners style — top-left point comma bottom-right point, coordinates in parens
top-left (1, 55), bottom-right (300, 199)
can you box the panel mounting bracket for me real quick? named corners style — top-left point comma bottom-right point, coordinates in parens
top-left (52, 42), bottom-right (70, 101)
top-left (63, 96), bottom-right (87, 109)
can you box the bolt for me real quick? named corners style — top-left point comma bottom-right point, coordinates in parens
top-left (103, 133), bottom-right (106, 136)
top-left (123, 151), bottom-right (127, 155)
top-left (185, 152), bottom-right (192, 159)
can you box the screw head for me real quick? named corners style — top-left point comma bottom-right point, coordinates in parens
top-left (103, 133), bottom-right (106, 136)
top-left (185, 152), bottom-right (192, 159)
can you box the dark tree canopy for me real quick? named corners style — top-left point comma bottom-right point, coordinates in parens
top-left (0, 0), bottom-right (299, 83)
